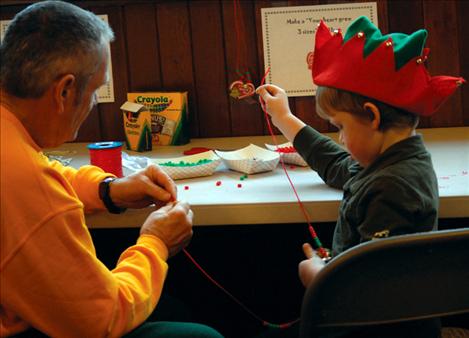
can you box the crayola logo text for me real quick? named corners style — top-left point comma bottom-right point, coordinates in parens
top-left (136, 96), bottom-right (169, 105)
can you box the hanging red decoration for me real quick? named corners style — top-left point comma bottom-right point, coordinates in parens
top-left (229, 80), bottom-right (256, 99)
top-left (229, 0), bottom-right (256, 102)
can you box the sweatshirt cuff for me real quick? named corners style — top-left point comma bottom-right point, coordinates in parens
top-left (137, 234), bottom-right (169, 261)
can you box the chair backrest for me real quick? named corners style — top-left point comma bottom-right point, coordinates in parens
top-left (299, 228), bottom-right (469, 338)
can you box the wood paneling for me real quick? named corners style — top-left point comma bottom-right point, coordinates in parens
top-left (458, 0), bottom-right (469, 126)
top-left (124, 3), bottom-right (161, 91)
top-left (1, 0), bottom-right (467, 142)
top-left (190, 0), bottom-right (231, 137)
top-left (156, 1), bottom-right (199, 137)
top-left (423, 0), bottom-right (463, 128)
top-left (223, 0), bottom-right (264, 136)
top-left (387, 0), bottom-right (431, 129)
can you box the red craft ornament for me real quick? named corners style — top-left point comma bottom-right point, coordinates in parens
top-left (312, 16), bottom-right (465, 116)
top-left (229, 80), bottom-right (256, 100)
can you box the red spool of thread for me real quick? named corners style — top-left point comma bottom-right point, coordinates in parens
top-left (87, 141), bottom-right (123, 177)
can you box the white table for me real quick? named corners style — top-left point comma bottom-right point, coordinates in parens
top-left (48, 127), bottom-right (469, 228)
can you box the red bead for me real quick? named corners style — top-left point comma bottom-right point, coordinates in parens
top-left (237, 183), bottom-right (242, 188)
top-left (216, 181), bottom-right (222, 186)
top-left (184, 186), bottom-right (189, 190)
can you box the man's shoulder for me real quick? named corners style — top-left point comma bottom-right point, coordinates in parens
top-left (1, 128), bottom-right (78, 204)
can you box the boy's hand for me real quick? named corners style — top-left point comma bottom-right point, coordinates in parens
top-left (256, 84), bottom-right (292, 125)
top-left (298, 243), bottom-right (325, 287)
top-left (256, 84), bottom-right (306, 142)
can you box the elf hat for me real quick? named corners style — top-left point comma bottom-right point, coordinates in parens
top-left (312, 16), bottom-right (465, 116)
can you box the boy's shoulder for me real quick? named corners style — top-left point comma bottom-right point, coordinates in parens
top-left (348, 142), bottom-right (438, 200)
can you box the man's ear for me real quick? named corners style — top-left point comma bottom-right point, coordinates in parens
top-left (363, 102), bottom-right (381, 130)
top-left (54, 74), bottom-right (76, 113)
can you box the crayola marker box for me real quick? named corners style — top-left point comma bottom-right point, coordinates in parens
top-left (127, 92), bottom-right (190, 146)
top-left (121, 101), bottom-right (152, 152)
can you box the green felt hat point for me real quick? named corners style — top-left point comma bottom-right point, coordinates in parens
top-left (344, 16), bottom-right (428, 70)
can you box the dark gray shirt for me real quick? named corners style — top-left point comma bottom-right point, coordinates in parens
top-left (294, 126), bottom-right (438, 256)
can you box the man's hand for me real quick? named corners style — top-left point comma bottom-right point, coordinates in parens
top-left (109, 164), bottom-right (177, 209)
top-left (140, 201), bottom-right (193, 257)
top-left (298, 243), bottom-right (325, 287)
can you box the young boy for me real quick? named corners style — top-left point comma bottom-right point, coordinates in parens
top-left (256, 16), bottom-right (464, 337)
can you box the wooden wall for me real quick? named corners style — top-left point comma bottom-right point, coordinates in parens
top-left (1, 0), bottom-right (468, 143)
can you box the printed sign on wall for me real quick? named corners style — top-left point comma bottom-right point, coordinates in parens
top-left (261, 2), bottom-right (378, 97)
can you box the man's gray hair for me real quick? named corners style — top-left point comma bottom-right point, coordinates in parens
top-left (0, 0), bottom-right (114, 98)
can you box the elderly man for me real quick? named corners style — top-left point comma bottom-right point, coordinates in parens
top-left (0, 1), bottom-right (222, 337)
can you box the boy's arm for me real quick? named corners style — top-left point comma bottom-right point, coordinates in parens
top-left (356, 176), bottom-right (436, 241)
top-left (256, 84), bottom-right (359, 189)
top-left (294, 126), bottom-right (359, 189)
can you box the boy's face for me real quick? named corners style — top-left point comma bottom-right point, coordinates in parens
top-left (327, 109), bottom-right (383, 167)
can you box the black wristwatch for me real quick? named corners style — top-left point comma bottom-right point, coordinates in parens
top-left (98, 177), bottom-right (126, 214)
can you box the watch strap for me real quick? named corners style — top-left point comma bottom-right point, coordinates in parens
top-left (99, 177), bottom-right (126, 214)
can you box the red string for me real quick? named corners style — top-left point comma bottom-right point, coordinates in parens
top-left (233, 0), bottom-right (248, 82)
top-left (259, 68), bottom-right (328, 259)
top-left (179, 66), bottom-right (302, 329)
top-left (182, 248), bottom-right (299, 328)
top-left (233, 0), bottom-right (240, 71)
top-left (179, 67), bottom-right (332, 330)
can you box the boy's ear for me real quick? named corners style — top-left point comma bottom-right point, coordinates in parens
top-left (363, 102), bottom-right (381, 130)
top-left (53, 74), bottom-right (76, 114)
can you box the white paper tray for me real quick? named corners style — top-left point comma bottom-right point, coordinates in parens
top-left (152, 151), bottom-right (222, 180)
top-left (265, 142), bottom-right (308, 167)
top-left (215, 144), bottom-right (280, 174)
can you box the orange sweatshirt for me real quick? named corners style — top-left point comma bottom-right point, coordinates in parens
top-left (0, 106), bottom-right (169, 338)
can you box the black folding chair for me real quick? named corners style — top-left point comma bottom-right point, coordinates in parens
top-left (300, 228), bottom-right (469, 337)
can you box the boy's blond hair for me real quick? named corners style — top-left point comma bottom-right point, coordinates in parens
top-left (315, 86), bottom-right (419, 131)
